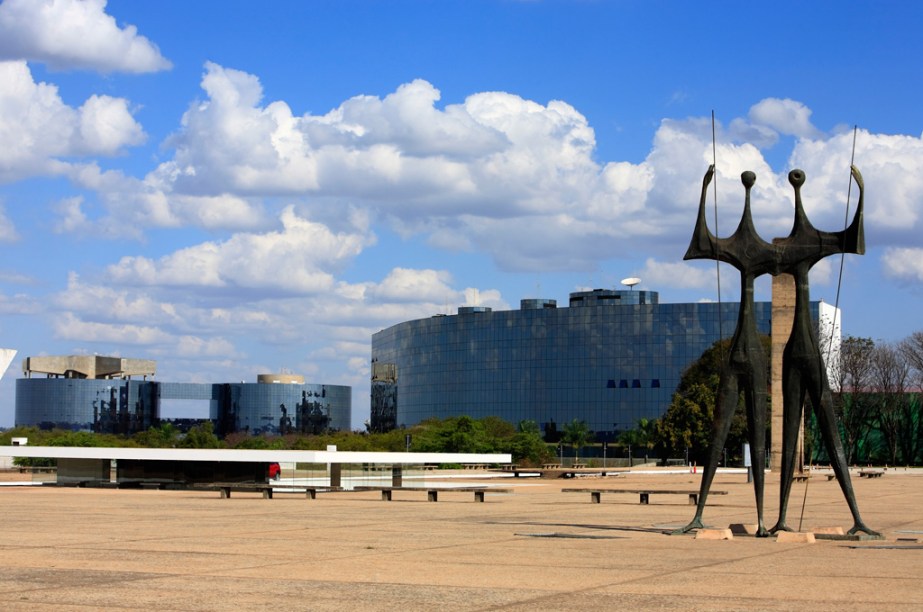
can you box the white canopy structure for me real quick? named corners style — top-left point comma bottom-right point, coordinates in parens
top-left (0, 446), bottom-right (510, 465)
top-left (0, 445), bottom-right (512, 488)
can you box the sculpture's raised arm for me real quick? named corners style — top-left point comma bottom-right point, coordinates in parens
top-left (684, 165), bottom-right (717, 261)
top-left (785, 166), bottom-right (865, 261)
top-left (843, 165), bottom-right (865, 255)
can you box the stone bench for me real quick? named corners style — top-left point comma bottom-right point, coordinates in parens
top-left (353, 486), bottom-right (512, 502)
top-left (562, 488), bottom-right (728, 505)
top-left (192, 483), bottom-right (274, 499)
top-left (273, 486), bottom-right (344, 499)
top-left (859, 470), bottom-right (884, 478)
top-left (193, 483), bottom-right (342, 499)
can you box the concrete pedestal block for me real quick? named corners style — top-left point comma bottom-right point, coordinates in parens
top-left (696, 528), bottom-right (733, 540)
top-left (811, 526), bottom-right (845, 536)
top-left (776, 531), bottom-right (816, 543)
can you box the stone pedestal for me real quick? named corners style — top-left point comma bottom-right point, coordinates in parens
top-left (696, 528), bottom-right (733, 540)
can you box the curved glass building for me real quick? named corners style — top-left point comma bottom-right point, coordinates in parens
top-left (371, 289), bottom-right (834, 438)
top-left (15, 357), bottom-right (351, 435)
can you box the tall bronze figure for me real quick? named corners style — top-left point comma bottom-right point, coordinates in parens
top-left (675, 164), bottom-right (880, 537)
top-left (770, 166), bottom-right (879, 536)
top-left (673, 166), bottom-right (775, 537)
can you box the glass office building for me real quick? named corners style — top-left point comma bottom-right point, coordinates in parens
top-left (371, 289), bottom-right (831, 438)
top-left (208, 382), bottom-right (351, 435)
top-left (15, 379), bottom-right (157, 434)
top-left (15, 378), bottom-right (351, 435)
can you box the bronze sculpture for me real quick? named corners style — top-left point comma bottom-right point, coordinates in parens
top-left (770, 166), bottom-right (878, 536)
top-left (675, 164), bottom-right (879, 537)
top-left (673, 166), bottom-right (774, 536)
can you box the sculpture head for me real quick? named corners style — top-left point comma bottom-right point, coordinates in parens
top-left (788, 169), bottom-right (805, 188)
top-left (741, 171), bottom-right (756, 189)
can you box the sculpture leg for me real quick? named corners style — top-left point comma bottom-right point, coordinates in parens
top-left (744, 374), bottom-right (769, 537)
top-left (812, 384), bottom-right (880, 537)
top-left (672, 373), bottom-right (737, 535)
top-left (770, 363), bottom-right (803, 534)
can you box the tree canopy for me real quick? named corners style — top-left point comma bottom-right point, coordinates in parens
top-left (1, 415), bottom-right (555, 466)
top-left (654, 336), bottom-right (770, 465)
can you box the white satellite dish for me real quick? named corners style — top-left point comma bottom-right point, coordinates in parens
top-left (621, 277), bottom-right (641, 289)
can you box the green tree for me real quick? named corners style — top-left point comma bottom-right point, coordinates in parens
top-left (871, 341), bottom-right (911, 465)
top-left (898, 331), bottom-right (923, 464)
top-left (133, 423), bottom-right (180, 448)
top-left (654, 336), bottom-right (769, 465)
top-left (1, 415), bottom-right (564, 466)
top-left (619, 418), bottom-right (657, 461)
top-left (831, 335), bottom-right (877, 463)
top-left (177, 421), bottom-right (224, 449)
top-left (413, 416), bottom-right (495, 454)
top-left (509, 420), bottom-right (553, 466)
top-left (561, 418), bottom-right (592, 462)
top-left (655, 382), bottom-right (716, 464)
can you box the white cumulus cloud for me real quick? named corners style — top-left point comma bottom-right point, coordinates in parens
top-left (748, 98), bottom-right (822, 139)
top-left (371, 268), bottom-right (458, 303)
top-left (103, 65), bottom-right (898, 278)
top-left (106, 206), bottom-right (375, 295)
top-left (0, 0), bottom-right (171, 73)
top-left (0, 61), bottom-right (145, 182)
top-left (883, 247), bottom-right (923, 283)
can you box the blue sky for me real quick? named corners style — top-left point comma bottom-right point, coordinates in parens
top-left (1, 0), bottom-right (921, 429)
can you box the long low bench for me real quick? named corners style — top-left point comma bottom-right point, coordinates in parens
top-left (859, 470), bottom-right (884, 478)
top-left (353, 486), bottom-right (512, 502)
top-left (192, 483), bottom-right (273, 498)
top-left (193, 483), bottom-right (342, 499)
top-left (274, 486), bottom-right (344, 499)
top-left (562, 488), bottom-right (728, 505)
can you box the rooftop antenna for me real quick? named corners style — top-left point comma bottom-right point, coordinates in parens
top-left (621, 277), bottom-right (641, 291)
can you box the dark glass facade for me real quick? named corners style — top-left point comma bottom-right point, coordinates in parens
top-left (206, 382), bottom-right (351, 435)
top-left (14, 379), bottom-right (157, 434)
top-left (15, 379), bottom-right (351, 435)
top-left (370, 289), bottom-right (826, 437)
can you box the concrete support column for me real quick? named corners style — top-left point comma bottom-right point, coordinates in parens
top-left (771, 272), bottom-right (803, 472)
top-left (391, 466), bottom-right (403, 487)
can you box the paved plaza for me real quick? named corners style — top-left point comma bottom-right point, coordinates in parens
top-left (0, 468), bottom-right (921, 611)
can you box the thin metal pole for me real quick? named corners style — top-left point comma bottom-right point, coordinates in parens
top-left (798, 473), bottom-right (810, 532)
top-left (711, 111), bottom-right (723, 322)
top-left (805, 126), bottom-right (858, 530)
top-left (824, 125), bottom-right (859, 363)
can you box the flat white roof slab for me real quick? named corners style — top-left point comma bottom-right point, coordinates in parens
top-left (0, 446), bottom-right (510, 465)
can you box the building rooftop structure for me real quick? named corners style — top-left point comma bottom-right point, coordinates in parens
top-left (22, 355), bottom-right (155, 380)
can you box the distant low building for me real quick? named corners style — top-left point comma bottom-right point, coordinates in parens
top-left (14, 357), bottom-right (351, 435)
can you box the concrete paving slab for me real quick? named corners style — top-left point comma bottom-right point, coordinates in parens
top-left (0, 468), bottom-right (921, 610)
